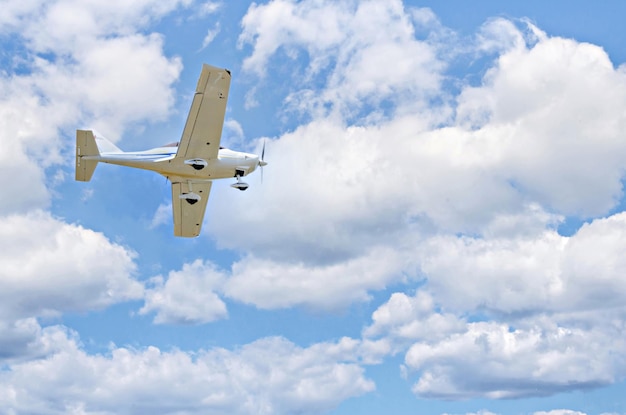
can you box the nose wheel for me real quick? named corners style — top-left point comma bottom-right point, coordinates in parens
top-left (231, 174), bottom-right (249, 191)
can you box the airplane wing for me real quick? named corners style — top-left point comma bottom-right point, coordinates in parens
top-left (176, 64), bottom-right (231, 161)
top-left (171, 181), bottom-right (212, 237)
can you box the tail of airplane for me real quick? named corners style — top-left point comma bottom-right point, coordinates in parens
top-left (75, 130), bottom-right (100, 182)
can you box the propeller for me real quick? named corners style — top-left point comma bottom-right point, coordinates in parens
top-left (258, 139), bottom-right (267, 182)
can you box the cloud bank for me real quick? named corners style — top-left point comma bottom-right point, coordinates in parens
top-left (2, 0), bottom-right (626, 412)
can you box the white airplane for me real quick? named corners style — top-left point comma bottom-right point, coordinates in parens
top-left (75, 64), bottom-right (266, 237)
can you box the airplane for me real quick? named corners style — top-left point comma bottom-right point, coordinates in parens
top-left (75, 64), bottom-right (267, 237)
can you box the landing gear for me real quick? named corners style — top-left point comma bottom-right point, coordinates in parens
top-left (230, 174), bottom-right (249, 191)
top-left (184, 158), bottom-right (208, 170)
top-left (180, 193), bottom-right (201, 204)
top-left (179, 181), bottom-right (202, 204)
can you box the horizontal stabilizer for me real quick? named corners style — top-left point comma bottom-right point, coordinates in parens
top-left (76, 130), bottom-right (100, 182)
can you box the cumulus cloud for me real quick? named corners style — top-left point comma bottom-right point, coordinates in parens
top-left (1, 0), bottom-right (193, 50)
top-left (239, 0), bottom-right (445, 120)
top-left (0, 0), bottom-right (184, 323)
top-left (227, 2), bottom-right (626, 402)
top-left (404, 319), bottom-right (626, 399)
top-left (420, 213), bottom-right (626, 316)
top-left (224, 246), bottom-right (409, 310)
top-left (0, 76), bottom-right (69, 214)
top-left (444, 411), bottom-right (589, 415)
top-left (360, 213), bottom-right (626, 399)
top-left (3, 0), bottom-right (626, 409)
top-left (0, 0), bottom-right (185, 221)
top-left (138, 246), bottom-right (407, 320)
top-left (458, 20), bottom-right (626, 216)
top-left (0, 0), bottom-right (185, 162)
top-left (363, 291), bottom-right (466, 349)
top-left (0, 211), bottom-right (141, 320)
top-left (140, 259), bottom-right (227, 324)
top-left (225, 23), bottom-right (626, 257)
top-left (210, 2), bottom-right (626, 314)
top-left (0, 318), bottom-right (50, 363)
top-left (534, 411), bottom-right (588, 415)
top-left (0, 328), bottom-right (375, 415)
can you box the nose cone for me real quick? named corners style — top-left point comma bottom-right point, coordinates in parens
top-left (251, 153), bottom-right (267, 167)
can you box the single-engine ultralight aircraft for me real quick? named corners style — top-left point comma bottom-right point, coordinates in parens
top-left (75, 64), bottom-right (266, 237)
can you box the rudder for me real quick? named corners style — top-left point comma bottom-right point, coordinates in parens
top-left (76, 130), bottom-right (100, 182)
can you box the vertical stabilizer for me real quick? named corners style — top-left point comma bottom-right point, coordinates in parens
top-left (76, 130), bottom-right (100, 182)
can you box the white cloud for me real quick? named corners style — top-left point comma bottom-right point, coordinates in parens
top-left (3, 0), bottom-right (626, 408)
top-left (0, 0), bottom-right (185, 323)
top-left (0, 0), bottom-right (187, 221)
top-left (233, 3), bottom-right (626, 238)
top-left (201, 22), bottom-right (221, 49)
top-left (149, 202), bottom-right (171, 229)
top-left (211, 5), bottom-right (626, 321)
top-left (238, 0), bottom-right (350, 76)
top-left (404, 320), bottom-right (625, 399)
top-left (558, 213), bottom-right (626, 310)
top-left (458, 21), bottom-right (626, 216)
top-left (419, 213), bottom-right (626, 316)
top-left (359, 212), bottom-right (626, 399)
top-left (0, 81), bottom-right (66, 214)
top-left (219, 118), bottom-right (247, 151)
top-left (197, 1), bottom-right (221, 17)
top-left (144, 246), bottom-right (407, 318)
top-left (36, 34), bottom-right (182, 138)
top-left (443, 411), bottom-right (589, 415)
top-left (140, 259), bottom-right (227, 324)
top-left (239, 0), bottom-right (445, 120)
top-left (1, 0), bottom-right (186, 141)
top-left (2, 0), bottom-right (194, 52)
top-left (209, 114), bottom-right (524, 268)
top-left (0, 211), bottom-right (141, 320)
top-left (224, 246), bottom-right (408, 310)
top-left (0, 318), bottom-right (50, 363)
top-left (534, 411), bottom-right (588, 415)
top-left (445, 412), bottom-right (499, 415)
top-left (363, 291), bottom-right (466, 349)
top-left (419, 229), bottom-right (565, 315)
top-left (0, 328), bottom-right (375, 415)
top-left (475, 18), bottom-right (529, 54)
top-left (139, 242), bottom-right (409, 318)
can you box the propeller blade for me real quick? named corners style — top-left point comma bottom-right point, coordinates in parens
top-left (258, 139), bottom-right (267, 183)
top-left (258, 139), bottom-right (268, 167)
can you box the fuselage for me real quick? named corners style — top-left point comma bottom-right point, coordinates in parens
top-left (86, 144), bottom-right (261, 182)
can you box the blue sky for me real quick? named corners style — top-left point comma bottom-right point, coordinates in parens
top-left (2, 1), bottom-right (626, 414)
